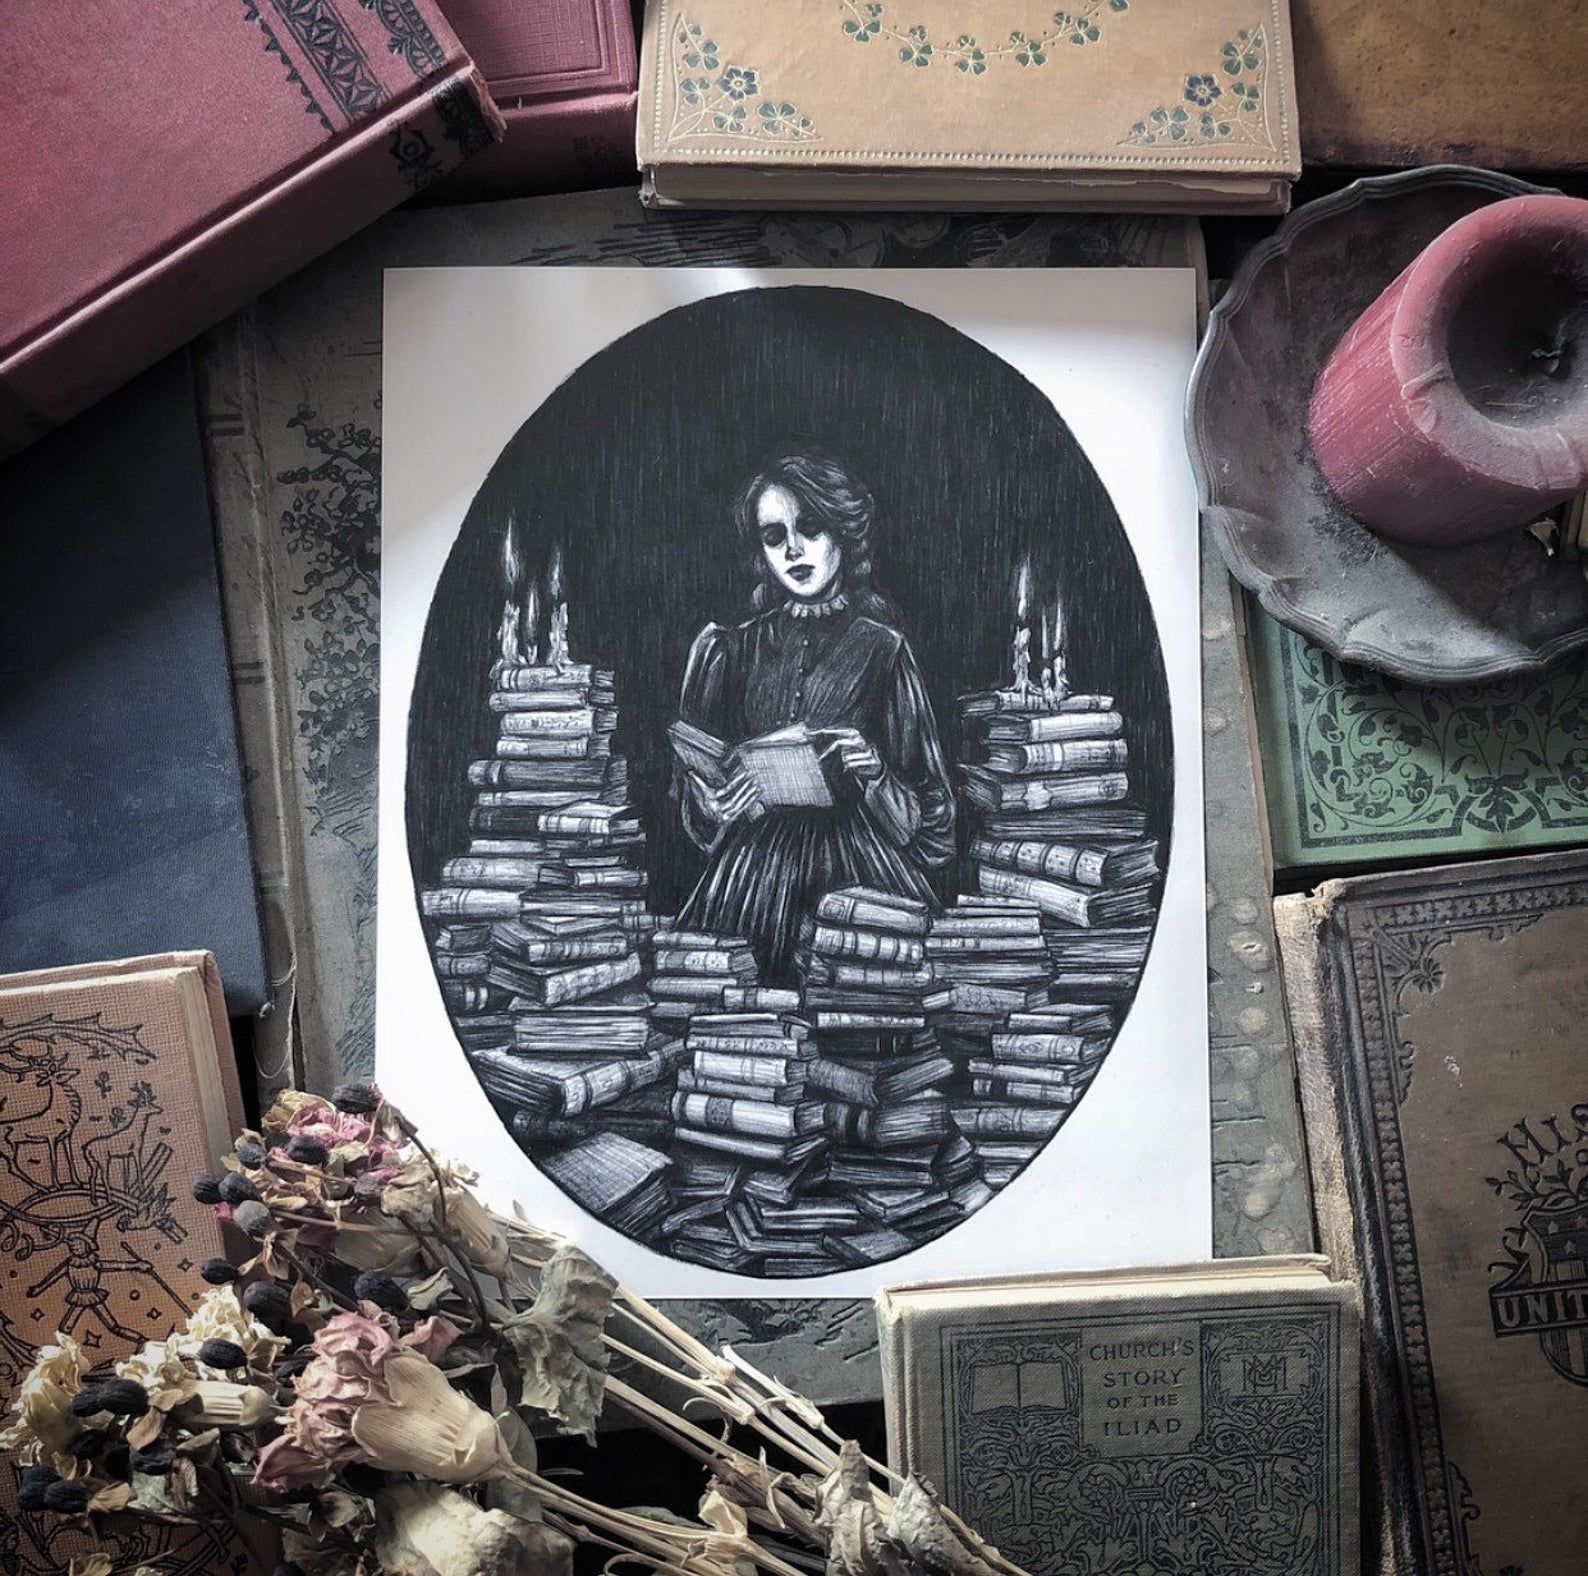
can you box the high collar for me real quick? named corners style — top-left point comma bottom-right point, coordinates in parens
top-left (785, 590), bottom-right (850, 620)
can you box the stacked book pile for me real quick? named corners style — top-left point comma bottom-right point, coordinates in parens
top-left (417, 658), bottom-right (671, 1210)
top-left (958, 687), bottom-right (1159, 1000)
top-left (955, 1002), bottom-right (1115, 1188)
top-left (794, 888), bottom-right (991, 1260)
top-left (646, 925), bottom-right (800, 1030)
top-left (663, 1011), bottom-right (830, 1274)
top-left (926, 896), bottom-right (1051, 1050)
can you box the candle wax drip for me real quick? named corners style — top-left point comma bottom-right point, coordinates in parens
top-left (1448, 266), bottom-right (1588, 426)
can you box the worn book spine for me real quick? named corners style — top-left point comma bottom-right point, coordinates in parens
top-left (529, 954), bottom-right (641, 1006)
top-left (965, 770), bottom-right (1129, 811)
top-left (672, 1092), bottom-right (818, 1139)
top-left (810, 924), bottom-right (925, 966)
top-left (560, 1050), bottom-right (674, 1117)
top-left (972, 836), bottom-right (1110, 886)
top-left (986, 709), bottom-right (1123, 742)
top-left (503, 933), bottom-right (629, 966)
top-left (653, 946), bottom-right (756, 974)
top-left (422, 887), bottom-right (525, 919)
top-left (951, 1104), bottom-right (1068, 1139)
top-left (984, 738), bottom-right (1130, 774)
top-left (976, 866), bottom-right (1097, 926)
top-left (815, 892), bottom-right (930, 934)
top-left (442, 855), bottom-right (546, 887)
top-left (989, 1031), bottom-right (1100, 1066)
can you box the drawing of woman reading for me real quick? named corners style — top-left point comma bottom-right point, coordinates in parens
top-left (671, 451), bottom-right (955, 980)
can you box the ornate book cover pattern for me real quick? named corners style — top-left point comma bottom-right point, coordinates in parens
top-left (1316, 851), bottom-right (1588, 1576)
top-left (0, 971), bottom-right (243, 1575)
top-left (1245, 595), bottom-right (1588, 871)
top-left (937, 1299), bottom-right (1349, 1576)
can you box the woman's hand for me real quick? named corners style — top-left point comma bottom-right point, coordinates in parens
top-left (827, 728), bottom-right (884, 783)
top-left (690, 770), bottom-right (763, 827)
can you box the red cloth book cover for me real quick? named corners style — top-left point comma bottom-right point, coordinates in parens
top-left (0, 0), bottom-right (504, 457)
top-left (431, 0), bottom-right (638, 196)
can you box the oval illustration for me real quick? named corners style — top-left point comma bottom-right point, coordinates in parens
top-left (406, 284), bottom-right (1172, 1277)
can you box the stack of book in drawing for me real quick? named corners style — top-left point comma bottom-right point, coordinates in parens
top-left (417, 658), bottom-right (671, 1221)
top-left (646, 925), bottom-right (800, 1030)
top-left (663, 1011), bottom-right (829, 1273)
top-left (958, 687), bottom-right (1159, 1001)
top-left (790, 888), bottom-right (990, 1260)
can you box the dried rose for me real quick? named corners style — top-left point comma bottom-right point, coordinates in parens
top-left (218, 1173), bottom-right (261, 1206)
top-left (0, 1335), bottom-right (91, 1461)
top-left (234, 1200), bottom-right (274, 1238)
top-left (192, 1174), bottom-right (224, 1205)
top-left (333, 1083), bottom-right (379, 1114)
top-left (235, 1140), bottom-right (267, 1168)
top-left (200, 1258), bottom-right (241, 1285)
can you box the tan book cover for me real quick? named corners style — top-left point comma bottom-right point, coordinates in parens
top-left (877, 1258), bottom-right (1358, 1575)
top-left (1276, 850), bottom-right (1588, 1576)
top-left (639, 0), bottom-right (1300, 211)
top-left (0, 953), bottom-right (246, 1575)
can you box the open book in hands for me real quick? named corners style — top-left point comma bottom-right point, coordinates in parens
top-left (669, 719), bottom-right (846, 810)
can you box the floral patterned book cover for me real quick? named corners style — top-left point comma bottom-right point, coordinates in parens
top-left (637, 0), bottom-right (1299, 210)
top-left (1244, 593), bottom-right (1588, 873)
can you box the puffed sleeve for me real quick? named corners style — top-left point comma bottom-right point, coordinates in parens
top-left (864, 634), bottom-right (956, 867)
top-left (675, 622), bottom-right (735, 851)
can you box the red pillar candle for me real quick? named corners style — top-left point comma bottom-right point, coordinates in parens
top-left (1308, 194), bottom-right (1588, 548)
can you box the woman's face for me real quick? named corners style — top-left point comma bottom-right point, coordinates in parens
top-left (757, 484), bottom-right (843, 602)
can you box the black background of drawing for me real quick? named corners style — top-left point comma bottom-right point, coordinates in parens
top-left (406, 284), bottom-right (1172, 914)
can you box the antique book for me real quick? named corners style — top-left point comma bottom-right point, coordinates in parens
top-left (1275, 850), bottom-right (1588, 1576)
top-left (877, 1258), bottom-right (1357, 1576)
top-left (0, 354), bottom-right (268, 1014)
top-left (637, 0), bottom-right (1300, 212)
top-left (1244, 592), bottom-right (1588, 872)
top-left (0, 953), bottom-right (247, 1575)
top-left (0, 0), bottom-right (500, 457)
top-left (429, 0), bottom-right (638, 198)
top-left (1292, 0), bottom-right (1586, 171)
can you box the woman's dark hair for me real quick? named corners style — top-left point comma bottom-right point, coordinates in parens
top-left (734, 450), bottom-right (898, 620)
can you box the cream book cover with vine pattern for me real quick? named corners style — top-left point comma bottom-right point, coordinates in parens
top-left (639, 0), bottom-right (1298, 177)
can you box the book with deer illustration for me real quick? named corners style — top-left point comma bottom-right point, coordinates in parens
top-left (1275, 849), bottom-right (1588, 1576)
top-left (637, 0), bottom-right (1300, 211)
top-left (877, 1257), bottom-right (1358, 1576)
top-left (0, 953), bottom-right (246, 1575)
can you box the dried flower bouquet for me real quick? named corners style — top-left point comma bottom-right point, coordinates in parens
top-left (1, 1087), bottom-right (1027, 1576)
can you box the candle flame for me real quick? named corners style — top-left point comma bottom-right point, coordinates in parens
top-left (522, 582), bottom-right (540, 665)
top-left (501, 525), bottom-right (521, 592)
top-left (1015, 557), bottom-right (1030, 620)
top-left (1051, 595), bottom-right (1063, 656)
top-left (547, 543), bottom-right (564, 602)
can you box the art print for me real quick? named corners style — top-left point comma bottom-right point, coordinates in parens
top-left (378, 268), bottom-right (1207, 1295)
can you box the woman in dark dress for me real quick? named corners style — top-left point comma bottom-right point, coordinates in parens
top-left (673, 451), bottom-right (955, 981)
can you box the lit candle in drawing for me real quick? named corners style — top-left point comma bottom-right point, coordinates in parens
top-left (522, 580), bottom-right (540, 668)
top-left (1050, 596), bottom-right (1068, 699)
top-left (1012, 557), bottom-right (1032, 694)
top-left (496, 527), bottom-right (522, 668)
top-left (547, 543), bottom-right (571, 669)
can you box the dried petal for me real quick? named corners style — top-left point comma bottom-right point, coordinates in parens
top-left (349, 1352), bottom-right (510, 1484)
top-left (883, 1476), bottom-right (1004, 1576)
top-left (500, 1247), bottom-right (614, 1443)
top-left (373, 1481), bottom-right (574, 1576)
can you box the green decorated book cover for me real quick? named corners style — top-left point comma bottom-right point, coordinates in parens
top-left (878, 1258), bottom-right (1358, 1576)
top-left (1243, 594), bottom-right (1588, 872)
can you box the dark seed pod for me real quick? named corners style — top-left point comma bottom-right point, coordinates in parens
top-left (351, 1173), bottom-right (386, 1203)
top-left (192, 1173), bottom-right (224, 1205)
top-left (69, 1427), bottom-right (112, 1459)
top-left (235, 1140), bottom-right (267, 1169)
top-left (242, 1281), bottom-right (293, 1329)
top-left (233, 1200), bottom-right (274, 1239)
top-left (353, 1272), bottom-right (407, 1313)
top-left (197, 1338), bottom-right (248, 1371)
top-left (217, 1172), bottom-right (260, 1206)
top-left (332, 1083), bottom-right (378, 1114)
top-left (285, 1135), bottom-right (329, 1167)
top-left (130, 1443), bottom-right (175, 1474)
top-left (102, 1442), bottom-right (131, 1478)
top-left (95, 1378), bottom-right (150, 1418)
top-left (42, 1479), bottom-right (91, 1514)
top-left (200, 1257), bottom-right (241, 1285)
top-left (69, 1386), bottom-right (107, 1417)
top-left (274, 1353), bottom-right (312, 1385)
top-left (17, 1465), bottom-right (57, 1511)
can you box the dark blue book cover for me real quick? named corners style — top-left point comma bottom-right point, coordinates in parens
top-left (0, 352), bottom-right (268, 1014)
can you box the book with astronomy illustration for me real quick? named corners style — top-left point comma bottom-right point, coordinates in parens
top-left (0, 953), bottom-right (247, 1575)
top-left (1275, 849), bottom-right (1588, 1576)
top-left (376, 262), bottom-right (1206, 1299)
top-left (877, 1258), bottom-right (1358, 1576)
top-left (637, 0), bottom-right (1301, 212)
